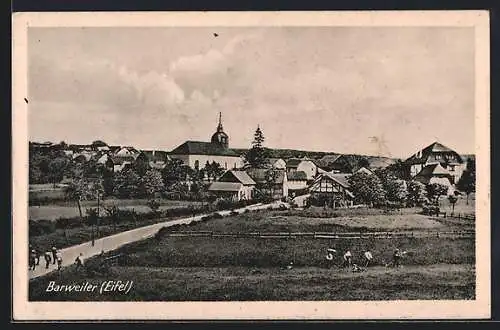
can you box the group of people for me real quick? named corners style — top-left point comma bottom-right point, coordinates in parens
top-left (29, 244), bottom-right (86, 272)
top-left (326, 248), bottom-right (407, 271)
top-left (29, 245), bottom-right (62, 271)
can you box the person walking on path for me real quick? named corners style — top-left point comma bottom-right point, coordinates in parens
top-left (56, 252), bottom-right (63, 271)
top-left (29, 249), bottom-right (37, 271)
top-left (363, 250), bottom-right (373, 267)
top-left (51, 246), bottom-right (58, 265)
top-left (75, 253), bottom-right (84, 270)
top-left (44, 251), bottom-right (52, 269)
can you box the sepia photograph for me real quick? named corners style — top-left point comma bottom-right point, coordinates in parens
top-left (12, 11), bottom-right (490, 320)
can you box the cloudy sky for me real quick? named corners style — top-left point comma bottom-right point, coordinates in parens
top-left (28, 27), bottom-right (474, 158)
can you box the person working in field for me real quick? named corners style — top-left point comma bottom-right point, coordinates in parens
top-left (392, 248), bottom-right (407, 268)
top-left (363, 250), bottom-right (373, 267)
top-left (325, 248), bottom-right (337, 268)
top-left (342, 250), bottom-right (353, 268)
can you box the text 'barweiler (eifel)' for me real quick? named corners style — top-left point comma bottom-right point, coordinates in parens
top-left (45, 281), bottom-right (133, 294)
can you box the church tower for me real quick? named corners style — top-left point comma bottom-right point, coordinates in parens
top-left (211, 112), bottom-right (229, 149)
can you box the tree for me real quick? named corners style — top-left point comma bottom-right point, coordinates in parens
top-left (47, 157), bottom-right (68, 187)
top-left (406, 180), bottom-right (427, 207)
top-left (357, 158), bottom-right (370, 169)
top-left (448, 195), bottom-right (458, 215)
top-left (85, 208), bottom-right (99, 246)
top-left (162, 159), bottom-right (186, 188)
top-left (113, 168), bottom-right (141, 198)
top-left (348, 172), bottom-right (386, 207)
top-left (103, 205), bottom-right (120, 233)
top-left (457, 158), bottom-right (476, 205)
top-left (264, 168), bottom-right (279, 200)
top-left (244, 126), bottom-right (269, 168)
top-left (426, 183), bottom-right (449, 204)
top-left (147, 199), bottom-right (161, 217)
top-left (384, 159), bottom-right (407, 180)
top-left (376, 171), bottom-right (408, 204)
top-left (141, 169), bottom-right (164, 197)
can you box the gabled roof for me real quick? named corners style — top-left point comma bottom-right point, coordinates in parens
top-left (415, 163), bottom-right (451, 177)
top-left (316, 172), bottom-right (351, 188)
top-left (219, 170), bottom-right (256, 185)
top-left (314, 154), bottom-right (342, 168)
top-left (208, 182), bottom-right (243, 192)
top-left (288, 171), bottom-right (307, 181)
top-left (170, 141), bottom-right (240, 157)
top-left (246, 168), bottom-right (286, 184)
top-left (142, 150), bottom-right (170, 162)
top-left (286, 158), bottom-right (315, 168)
top-left (405, 142), bottom-right (463, 165)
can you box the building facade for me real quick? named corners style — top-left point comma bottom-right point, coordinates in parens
top-left (169, 113), bottom-right (244, 170)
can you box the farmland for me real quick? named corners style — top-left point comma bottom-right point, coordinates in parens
top-left (29, 198), bottom-right (203, 221)
top-left (29, 206), bottom-right (476, 301)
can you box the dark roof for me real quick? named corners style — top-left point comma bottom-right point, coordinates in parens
top-left (170, 141), bottom-right (240, 157)
top-left (405, 142), bottom-right (463, 165)
top-left (286, 158), bottom-right (314, 168)
top-left (219, 170), bottom-right (256, 185)
top-left (288, 171), bottom-right (307, 181)
top-left (415, 164), bottom-right (451, 177)
top-left (319, 172), bottom-right (351, 188)
top-left (246, 168), bottom-right (286, 184)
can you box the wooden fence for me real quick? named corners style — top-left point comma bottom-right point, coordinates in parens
top-left (439, 212), bottom-right (475, 221)
top-left (163, 230), bottom-right (475, 240)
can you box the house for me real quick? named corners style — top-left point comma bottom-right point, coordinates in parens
top-left (414, 163), bottom-right (454, 194)
top-left (208, 170), bottom-right (256, 201)
top-left (72, 151), bottom-right (94, 163)
top-left (142, 150), bottom-right (170, 170)
top-left (246, 168), bottom-right (288, 200)
top-left (287, 171), bottom-right (308, 196)
top-left (309, 172), bottom-right (354, 208)
top-left (114, 146), bottom-right (141, 159)
top-left (169, 113), bottom-right (244, 170)
top-left (286, 157), bottom-right (317, 181)
top-left (354, 166), bottom-right (374, 176)
top-left (266, 158), bottom-right (287, 170)
top-left (405, 141), bottom-right (465, 184)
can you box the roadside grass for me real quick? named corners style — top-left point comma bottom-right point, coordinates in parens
top-left (29, 199), bottom-right (203, 221)
top-left (29, 264), bottom-right (475, 301)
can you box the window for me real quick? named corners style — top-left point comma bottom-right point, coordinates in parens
top-left (435, 154), bottom-right (442, 160)
top-left (449, 165), bottom-right (455, 172)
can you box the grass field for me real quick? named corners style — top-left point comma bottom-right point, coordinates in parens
top-left (185, 208), bottom-right (473, 233)
top-left (29, 207), bottom-right (476, 301)
top-left (29, 264), bottom-right (475, 301)
top-left (29, 199), bottom-right (203, 221)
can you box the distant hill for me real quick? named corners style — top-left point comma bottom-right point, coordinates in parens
top-left (231, 147), bottom-right (399, 170)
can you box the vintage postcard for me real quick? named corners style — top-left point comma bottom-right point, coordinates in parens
top-left (12, 11), bottom-right (490, 320)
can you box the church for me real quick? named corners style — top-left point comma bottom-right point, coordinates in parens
top-left (169, 113), bottom-right (245, 170)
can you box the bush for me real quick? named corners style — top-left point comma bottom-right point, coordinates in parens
top-left (422, 204), bottom-right (440, 216)
top-left (29, 220), bottom-right (57, 237)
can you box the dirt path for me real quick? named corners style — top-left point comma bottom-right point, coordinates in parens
top-left (28, 202), bottom-right (277, 279)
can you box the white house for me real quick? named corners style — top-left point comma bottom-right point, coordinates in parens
top-left (286, 157), bottom-right (317, 181)
top-left (287, 170), bottom-right (308, 195)
top-left (169, 113), bottom-right (244, 170)
top-left (208, 170), bottom-right (256, 201)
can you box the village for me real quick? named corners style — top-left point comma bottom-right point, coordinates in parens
top-left (29, 112), bottom-right (475, 211)
top-left (28, 111), bottom-right (477, 301)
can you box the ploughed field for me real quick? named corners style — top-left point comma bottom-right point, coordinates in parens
top-left (29, 208), bottom-right (476, 301)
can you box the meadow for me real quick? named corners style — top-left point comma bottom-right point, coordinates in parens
top-left (29, 206), bottom-right (476, 301)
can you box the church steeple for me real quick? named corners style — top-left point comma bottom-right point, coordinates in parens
top-left (216, 112), bottom-right (224, 132)
top-left (211, 112), bottom-right (229, 149)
